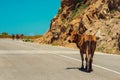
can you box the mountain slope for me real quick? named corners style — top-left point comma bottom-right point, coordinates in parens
top-left (35, 0), bottom-right (120, 54)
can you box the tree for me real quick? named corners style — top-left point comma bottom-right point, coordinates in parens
top-left (1, 32), bottom-right (8, 36)
top-left (0, 32), bottom-right (9, 38)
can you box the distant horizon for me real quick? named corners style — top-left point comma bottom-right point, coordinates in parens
top-left (0, 0), bottom-right (60, 36)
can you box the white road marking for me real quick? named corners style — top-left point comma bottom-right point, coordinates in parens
top-left (59, 54), bottom-right (120, 75)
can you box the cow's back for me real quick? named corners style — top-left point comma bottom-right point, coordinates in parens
top-left (77, 34), bottom-right (96, 54)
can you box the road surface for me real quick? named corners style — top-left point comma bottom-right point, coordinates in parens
top-left (0, 39), bottom-right (120, 80)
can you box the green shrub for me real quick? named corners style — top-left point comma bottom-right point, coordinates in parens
top-left (58, 7), bottom-right (63, 15)
top-left (110, 9), bottom-right (117, 13)
top-left (23, 38), bottom-right (34, 42)
top-left (69, 4), bottom-right (89, 21)
top-left (96, 44), bottom-right (105, 51)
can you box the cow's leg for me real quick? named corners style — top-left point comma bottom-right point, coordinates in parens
top-left (87, 57), bottom-right (90, 72)
top-left (86, 46), bottom-right (91, 72)
top-left (88, 53), bottom-right (93, 72)
top-left (85, 52), bottom-right (89, 71)
top-left (80, 50), bottom-right (84, 69)
top-left (89, 41), bottom-right (96, 71)
top-left (90, 50), bottom-right (95, 71)
top-left (89, 57), bottom-right (93, 71)
top-left (86, 55), bottom-right (93, 72)
top-left (85, 56), bottom-right (87, 69)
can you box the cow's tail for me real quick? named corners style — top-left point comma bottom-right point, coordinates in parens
top-left (88, 35), bottom-right (92, 55)
top-left (86, 35), bottom-right (92, 71)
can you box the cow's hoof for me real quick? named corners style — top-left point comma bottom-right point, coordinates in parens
top-left (86, 69), bottom-right (93, 73)
top-left (80, 67), bottom-right (84, 70)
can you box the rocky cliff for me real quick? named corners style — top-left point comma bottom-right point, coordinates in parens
top-left (35, 0), bottom-right (120, 54)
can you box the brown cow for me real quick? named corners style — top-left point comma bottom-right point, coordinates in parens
top-left (68, 30), bottom-right (96, 72)
top-left (12, 34), bottom-right (15, 40)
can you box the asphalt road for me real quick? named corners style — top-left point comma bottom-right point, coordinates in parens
top-left (0, 39), bottom-right (120, 80)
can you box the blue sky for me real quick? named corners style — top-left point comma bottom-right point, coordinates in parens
top-left (0, 0), bottom-right (60, 35)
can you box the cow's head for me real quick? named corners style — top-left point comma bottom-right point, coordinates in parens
top-left (68, 30), bottom-right (78, 43)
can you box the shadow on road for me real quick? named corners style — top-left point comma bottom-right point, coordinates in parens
top-left (66, 67), bottom-right (92, 73)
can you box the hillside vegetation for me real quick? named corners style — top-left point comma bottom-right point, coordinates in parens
top-left (0, 32), bottom-right (11, 38)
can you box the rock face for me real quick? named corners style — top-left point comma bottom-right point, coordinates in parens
top-left (36, 0), bottom-right (120, 54)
